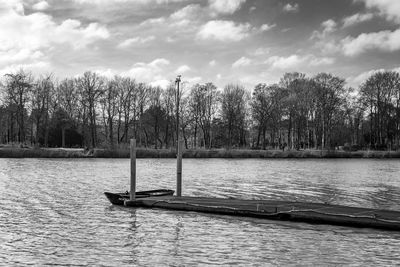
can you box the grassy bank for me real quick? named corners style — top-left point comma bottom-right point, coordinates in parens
top-left (1, 147), bottom-right (400, 158)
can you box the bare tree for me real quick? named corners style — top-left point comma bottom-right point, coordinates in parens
top-left (4, 70), bottom-right (34, 144)
top-left (76, 71), bottom-right (104, 148)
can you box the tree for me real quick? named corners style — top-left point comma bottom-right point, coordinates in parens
top-left (313, 73), bottom-right (346, 149)
top-left (31, 74), bottom-right (56, 146)
top-left (251, 83), bottom-right (281, 149)
top-left (100, 78), bottom-right (118, 148)
top-left (359, 71), bottom-right (400, 148)
top-left (3, 70), bottom-right (33, 143)
top-left (57, 78), bottom-right (80, 147)
top-left (189, 82), bottom-right (219, 148)
top-left (76, 71), bottom-right (104, 148)
top-left (220, 84), bottom-right (250, 148)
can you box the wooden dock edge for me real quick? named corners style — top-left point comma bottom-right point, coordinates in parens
top-left (123, 197), bottom-right (400, 231)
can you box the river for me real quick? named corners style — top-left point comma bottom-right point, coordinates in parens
top-left (1, 158), bottom-right (400, 266)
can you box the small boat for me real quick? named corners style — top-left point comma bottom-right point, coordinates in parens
top-left (104, 189), bottom-right (175, 205)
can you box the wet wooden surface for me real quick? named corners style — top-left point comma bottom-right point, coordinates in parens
top-left (124, 196), bottom-right (400, 231)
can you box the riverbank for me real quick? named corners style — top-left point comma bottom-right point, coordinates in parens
top-left (1, 147), bottom-right (400, 158)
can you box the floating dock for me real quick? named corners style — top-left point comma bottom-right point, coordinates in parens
top-left (113, 139), bottom-right (400, 231)
top-left (124, 196), bottom-right (400, 231)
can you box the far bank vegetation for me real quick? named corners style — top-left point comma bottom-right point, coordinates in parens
top-left (1, 69), bottom-right (400, 152)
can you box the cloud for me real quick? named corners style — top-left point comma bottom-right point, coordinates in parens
top-left (123, 58), bottom-right (170, 83)
top-left (197, 20), bottom-right (251, 41)
top-left (0, 61), bottom-right (51, 77)
top-left (259, 23), bottom-right (276, 32)
top-left (265, 55), bottom-right (304, 69)
top-left (356, 0), bottom-right (400, 23)
top-left (150, 79), bottom-right (170, 89)
top-left (309, 56), bottom-right (335, 66)
top-left (232, 56), bottom-right (252, 68)
top-left (93, 68), bottom-right (117, 79)
top-left (139, 17), bottom-right (166, 27)
top-left (0, 1), bottom-right (109, 72)
top-left (117, 36), bottom-right (155, 48)
top-left (208, 0), bottom-right (246, 15)
top-left (265, 54), bottom-right (335, 69)
top-left (0, 7), bottom-right (109, 52)
top-left (346, 68), bottom-right (385, 88)
top-left (250, 47), bottom-right (270, 56)
top-left (283, 3), bottom-right (299, 13)
top-left (311, 19), bottom-right (337, 40)
top-left (342, 13), bottom-right (374, 28)
top-left (170, 4), bottom-right (201, 20)
top-left (175, 65), bottom-right (191, 74)
top-left (185, 76), bottom-right (202, 84)
top-left (73, 0), bottom-right (190, 5)
top-left (32, 1), bottom-right (50, 11)
top-left (209, 60), bottom-right (216, 66)
top-left (341, 28), bottom-right (400, 56)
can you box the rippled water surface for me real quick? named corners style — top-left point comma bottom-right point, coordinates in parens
top-left (1, 158), bottom-right (400, 266)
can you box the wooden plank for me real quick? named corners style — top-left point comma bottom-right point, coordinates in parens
top-left (124, 196), bottom-right (400, 231)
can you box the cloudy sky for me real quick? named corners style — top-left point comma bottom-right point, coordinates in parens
top-left (1, 0), bottom-right (400, 89)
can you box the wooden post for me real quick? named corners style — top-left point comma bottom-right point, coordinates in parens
top-left (177, 139), bottom-right (183, 197)
top-left (130, 138), bottom-right (136, 201)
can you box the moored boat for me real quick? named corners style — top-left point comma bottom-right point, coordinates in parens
top-left (104, 189), bottom-right (175, 205)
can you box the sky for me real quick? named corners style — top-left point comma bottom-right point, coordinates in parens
top-left (1, 0), bottom-right (400, 90)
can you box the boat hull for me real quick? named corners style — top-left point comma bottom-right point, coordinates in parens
top-left (104, 189), bottom-right (175, 205)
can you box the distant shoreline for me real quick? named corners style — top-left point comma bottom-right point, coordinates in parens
top-left (1, 147), bottom-right (400, 158)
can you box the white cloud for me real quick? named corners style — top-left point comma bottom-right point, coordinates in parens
top-left (117, 36), bottom-right (155, 48)
top-left (265, 54), bottom-right (335, 69)
top-left (321, 19), bottom-right (337, 34)
top-left (309, 56), bottom-right (335, 66)
top-left (283, 3), bottom-right (299, 13)
top-left (73, 0), bottom-right (190, 5)
top-left (346, 68), bottom-right (385, 88)
top-left (94, 68), bottom-right (116, 78)
top-left (208, 0), bottom-right (246, 15)
top-left (356, 0), bottom-right (400, 24)
top-left (150, 79), bottom-right (170, 89)
top-left (170, 4), bottom-right (201, 20)
top-left (341, 28), bottom-right (400, 56)
top-left (0, 61), bottom-right (50, 77)
top-left (342, 13), bottom-right (374, 28)
top-left (250, 47), bottom-right (270, 56)
top-left (209, 60), bottom-right (216, 66)
top-left (0, 2), bottom-right (109, 71)
top-left (232, 57), bottom-right (252, 68)
top-left (175, 65), bottom-right (191, 74)
top-left (197, 20), bottom-right (251, 41)
top-left (32, 1), bottom-right (50, 11)
top-left (311, 19), bottom-right (337, 40)
top-left (139, 17), bottom-right (166, 27)
top-left (0, 8), bottom-right (109, 52)
top-left (185, 76), bottom-right (202, 84)
top-left (265, 55), bottom-right (304, 69)
top-left (259, 23), bottom-right (276, 32)
top-left (123, 58), bottom-right (170, 83)
top-left (347, 67), bottom-right (400, 88)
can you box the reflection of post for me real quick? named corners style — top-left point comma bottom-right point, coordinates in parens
top-left (177, 139), bottom-right (183, 197)
top-left (130, 139), bottom-right (136, 201)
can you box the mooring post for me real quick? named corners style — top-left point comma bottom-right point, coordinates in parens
top-left (130, 138), bottom-right (136, 201)
top-left (177, 139), bottom-right (183, 197)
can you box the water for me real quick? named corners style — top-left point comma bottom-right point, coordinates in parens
top-left (1, 158), bottom-right (400, 266)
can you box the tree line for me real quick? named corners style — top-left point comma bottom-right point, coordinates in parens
top-left (0, 69), bottom-right (399, 150)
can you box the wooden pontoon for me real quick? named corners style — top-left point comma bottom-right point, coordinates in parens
top-left (121, 196), bottom-right (400, 231)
